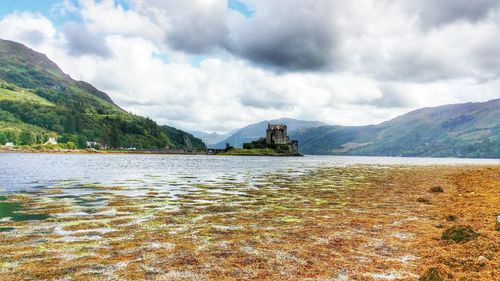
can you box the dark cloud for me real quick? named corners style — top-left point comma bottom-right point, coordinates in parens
top-left (406, 0), bottom-right (499, 28)
top-left (134, 0), bottom-right (228, 54)
top-left (138, 0), bottom-right (338, 71)
top-left (62, 22), bottom-right (111, 57)
top-left (168, 17), bottom-right (227, 54)
top-left (239, 91), bottom-right (295, 110)
top-left (225, 1), bottom-right (338, 71)
top-left (227, 24), bottom-right (336, 71)
top-left (102, 0), bottom-right (500, 79)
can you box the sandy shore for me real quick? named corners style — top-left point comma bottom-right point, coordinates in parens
top-left (0, 165), bottom-right (498, 280)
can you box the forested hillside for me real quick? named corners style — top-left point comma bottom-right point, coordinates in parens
top-left (0, 39), bottom-right (205, 149)
top-left (291, 99), bottom-right (500, 158)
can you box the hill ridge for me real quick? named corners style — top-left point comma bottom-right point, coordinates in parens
top-left (0, 39), bottom-right (205, 150)
top-left (291, 98), bottom-right (499, 158)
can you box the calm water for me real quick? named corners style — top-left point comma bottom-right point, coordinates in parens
top-left (0, 153), bottom-right (498, 193)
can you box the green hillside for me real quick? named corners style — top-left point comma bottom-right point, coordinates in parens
top-left (0, 39), bottom-right (205, 149)
top-left (291, 99), bottom-right (500, 158)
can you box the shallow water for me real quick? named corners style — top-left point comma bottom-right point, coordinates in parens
top-left (0, 153), bottom-right (498, 279)
top-left (0, 153), bottom-right (498, 193)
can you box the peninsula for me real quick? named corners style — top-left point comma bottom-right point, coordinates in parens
top-left (216, 123), bottom-right (302, 156)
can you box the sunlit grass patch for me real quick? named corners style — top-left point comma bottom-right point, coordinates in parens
top-left (278, 216), bottom-right (302, 223)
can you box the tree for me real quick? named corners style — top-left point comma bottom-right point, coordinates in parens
top-left (0, 132), bottom-right (7, 145)
top-left (77, 135), bottom-right (88, 149)
top-left (58, 134), bottom-right (78, 144)
top-left (109, 123), bottom-right (122, 148)
top-left (19, 131), bottom-right (35, 145)
top-left (66, 142), bottom-right (77, 149)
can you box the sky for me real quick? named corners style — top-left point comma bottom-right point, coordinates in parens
top-left (0, 0), bottom-right (499, 133)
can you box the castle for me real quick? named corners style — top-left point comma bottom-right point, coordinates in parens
top-left (266, 124), bottom-right (288, 144)
top-left (237, 123), bottom-right (301, 155)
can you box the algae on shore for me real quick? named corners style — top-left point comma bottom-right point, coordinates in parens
top-left (0, 165), bottom-right (498, 280)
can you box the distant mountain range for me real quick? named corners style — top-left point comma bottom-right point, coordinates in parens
top-left (290, 99), bottom-right (499, 158)
top-left (190, 131), bottom-right (231, 146)
top-left (0, 39), bottom-right (204, 149)
top-left (211, 118), bottom-right (325, 148)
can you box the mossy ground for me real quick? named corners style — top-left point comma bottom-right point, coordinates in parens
top-left (0, 165), bottom-right (498, 280)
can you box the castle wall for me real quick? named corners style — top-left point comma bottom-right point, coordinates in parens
top-left (266, 124), bottom-right (289, 145)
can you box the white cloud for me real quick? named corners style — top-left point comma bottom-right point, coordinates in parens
top-left (0, 0), bottom-right (499, 134)
top-left (80, 0), bottom-right (164, 41)
top-left (0, 12), bottom-right (58, 49)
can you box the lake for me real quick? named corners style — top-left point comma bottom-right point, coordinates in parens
top-left (1, 153), bottom-right (498, 193)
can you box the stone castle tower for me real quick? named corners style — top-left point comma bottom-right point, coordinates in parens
top-left (241, 123), bottom-right (299, 154)
top-left (266, 123), bottom-right (289, 145)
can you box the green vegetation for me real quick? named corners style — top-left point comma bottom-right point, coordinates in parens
top-left (242, 138), bottom-right (288, 150)
top-left (419, 268), bottom-right (445, 281)
top-left (219, 148), bottom-right (300, 156)
top-left (441, 225), bottom-right (478, 243)
top-left (0, 39), bottom-right (205, 150)
top-left (162, 125), bottom-right (205, 150)
top-left (429, 186), bottom-right (444, 193)
top-left (291, 99), bottom-right (500, 158)
top-left (0, 86), bottom-right (54, 106)
top-left (0, 201), bottom-right (49, 222)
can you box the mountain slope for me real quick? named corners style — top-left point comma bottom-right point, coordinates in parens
top-left (190, 131), bottom-right (231, 146)
top-left (0, 39), bottom-right (205, 149)
top-left (291, 99), bottom-right (500, 158)
top-left (212, 118), bottom-right (325, 148)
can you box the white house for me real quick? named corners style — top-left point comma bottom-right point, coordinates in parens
top-left (44, 137), bottom-right (57, 145)
top-left (86, 141), bottom-right (99, 148)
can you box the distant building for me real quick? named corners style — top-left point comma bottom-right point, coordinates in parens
top-left (241, 123), bottom-right (300, 154)
top-left (86, 141), bottom-right (99, 148)
top-left (44, 137), bottom-right (57, 145)
top-left (266, 123), bottom-right (289, 145)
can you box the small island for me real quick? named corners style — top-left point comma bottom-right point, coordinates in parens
top-left (217, 123), bottom-right (302, 156)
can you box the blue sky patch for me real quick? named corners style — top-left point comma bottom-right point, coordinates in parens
top-left (0, 0), bottom-right (52, 17)
top-left (0, 0), bottom-right (80, 26)
top-left (227, 0), bottom-right (254, 17)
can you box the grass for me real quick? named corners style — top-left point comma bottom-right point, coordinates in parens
top-left (0, 87), bottom-right (54, 106)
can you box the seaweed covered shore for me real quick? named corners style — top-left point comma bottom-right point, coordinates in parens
top-left (0, 165), bottom-right (498, 280)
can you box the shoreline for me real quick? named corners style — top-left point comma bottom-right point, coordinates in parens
top-left (0, 148), bottom-right (205, 155)
top-left (0, 148), bottom-right (303, 157)
top-left (0, 165), bottom-right (498, 279)
top-left (2, 148), bottom-right (499, 159)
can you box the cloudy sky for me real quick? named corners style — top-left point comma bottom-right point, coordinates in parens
top-left (0, 0), bottom-right (499, 133)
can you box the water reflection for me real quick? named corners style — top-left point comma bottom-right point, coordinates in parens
top-left (1, 153), bottom-right (497, 193)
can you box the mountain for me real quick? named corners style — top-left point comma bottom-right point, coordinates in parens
top-left (0, 39), bottom-right (205, 149)
top-left (213, 118), bottom-right (325, 148)
top-left (190, 131), bottom-right (231, 146)
top-left (291, 99), bottom-right (500, 158)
